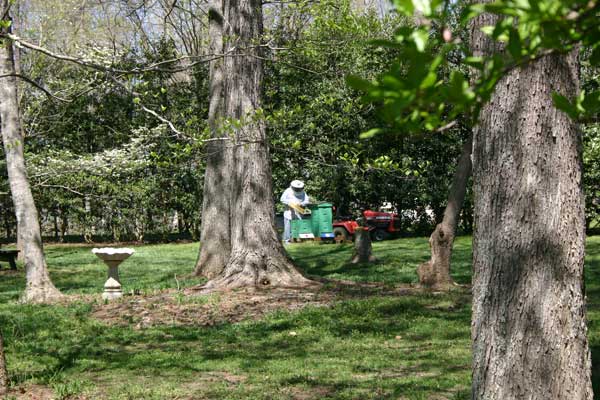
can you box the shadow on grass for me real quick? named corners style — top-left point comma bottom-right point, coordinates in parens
top-left (1, 293), bottom-right (471, 395)
top-left (9, 238), bottom-right (600, 398)
top-left (0, 239), bottom-right (477, 398)
top-left (288, 236), bottom-right (473, 287)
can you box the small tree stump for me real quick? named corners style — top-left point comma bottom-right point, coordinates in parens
top-left (350, 225), bottom-right (377, 264)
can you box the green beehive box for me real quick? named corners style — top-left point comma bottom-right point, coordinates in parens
top-left (291, 219), bottom-right (313, 239)
top-left (308, 203), bottom-right (334, 239)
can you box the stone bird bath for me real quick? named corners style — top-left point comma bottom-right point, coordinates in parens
top-left (92, 247), bottom-right (134, 300)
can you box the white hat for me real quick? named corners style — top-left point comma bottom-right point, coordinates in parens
top-left (290, 180), bottom-right (304, 190)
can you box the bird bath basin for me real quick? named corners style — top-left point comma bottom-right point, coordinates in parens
top-left (92, 248), bottom-right (134, 300)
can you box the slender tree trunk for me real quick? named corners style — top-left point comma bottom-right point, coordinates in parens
top-left (60, 211), bottom-right (67, 242)
top-left (417, 135), bottom-right (472, 289)
top-left (53, 212), bottom-right (59, 241)
top-left (12, 3), bottom-right (24, 264)
top-left (84, 195), bottom-right (93, 243)
top-left (194, 0), bottom-right (232, 278)
top-left (470, 8), bottom-right (592, 399)
top-left (202, 0), bottom-right (316, 290)
top-left (3, 214), bottom-right (10, 239)
top-left (0, 4), bottom-right (62, 303)
top-left (0, 332), bottom-right (8, 396)
top-left (10, 2), bottom-right (23, 264)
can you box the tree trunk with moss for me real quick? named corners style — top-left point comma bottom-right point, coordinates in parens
top-left (470, 6), bottom-right (592, 399)
top-left (0, 3), bottom-right (62, 303)
top-left (417, 135), bottom-right (471, 289)
top-left (201, 0), bottom-right (315, 291)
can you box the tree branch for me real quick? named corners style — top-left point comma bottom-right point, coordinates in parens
top-left (34, 184), bottom-right (85, 197)
top-left (1, 33), bottom-right (231, 74)
top-left (0, 73), bottom-right (70, 102)
top-left (139, 104), bottom-right (185, 137)
top-left (435, 120), bottom-right (458, 133)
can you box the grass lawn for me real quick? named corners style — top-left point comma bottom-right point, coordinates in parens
top-left (0, 236), bottom-right (599, 399)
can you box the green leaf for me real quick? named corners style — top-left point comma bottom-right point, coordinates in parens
top-left (461, 4), bottom-right (484, 24)
top-left (411, 30), bottom-right (429, 52)
top-left (464, 56), bottom-right (485, 70)
top-left (552, 93), bottom-right (579, 119)
top-left (507, 29), bottom-right (522, 60)
top-left (581, 90), bottom-right (600, 115)
top-left (590, 46), bottom-right (600, 66)
top-left (448, 71), bottom-right (468, 101)
top-left (392, 0), bottom-right (414, 16)
top-left (480, 26), bottom-right (495, 36)
top-left (360, 128), bottom-right (383, 139)
top-left (381, 75), bottom-right (404, 89)
top-left (412, 0), bottom-right (431, 16)
top-left (346, 75), bottom-right (372, 92)
top-left (419, 72), bottom-right (437, 89)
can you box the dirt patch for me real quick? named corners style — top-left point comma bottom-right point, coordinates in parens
top-left (284, 385), bottom-right (333, 400)
top-left (8, 384), bottom-right (87, 400)
top-left (89, 280), bottom-right (428, 328)
top-left (91, 287), bottom-right (334, 328)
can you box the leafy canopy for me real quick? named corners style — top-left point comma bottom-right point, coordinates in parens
top-left (349, 0), bottom-right (600, 135)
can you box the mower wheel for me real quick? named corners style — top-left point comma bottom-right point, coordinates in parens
top-left (333, 227), bottom-right (349, 243)
top-left (371, 229), bottom-right (390, 241)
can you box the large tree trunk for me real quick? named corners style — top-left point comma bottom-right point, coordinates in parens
top-left (0, 4), bottom-right (62, 303)
top-left (202, 0), bottom-right (315, 291)
top-left (470, 8), bottom-right (592, 399)
top-left (417, 135), bottom-right (472, 289)
top-left (194, 0), bottom-right (232, 279)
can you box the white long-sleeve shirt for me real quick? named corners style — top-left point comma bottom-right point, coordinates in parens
top-left (280, 187), bottom-right (309, 220)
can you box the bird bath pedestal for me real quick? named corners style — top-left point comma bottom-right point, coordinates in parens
top-left (92, 248), bottom-right (134, 300)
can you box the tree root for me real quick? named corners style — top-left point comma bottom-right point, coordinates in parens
top-left (198, 250), bottom-right (321, 294)
top-left (22, 283), bottom-right (64, 304)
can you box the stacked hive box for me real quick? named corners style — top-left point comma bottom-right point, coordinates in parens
top-left (291, 203), bottom-right (334, 241)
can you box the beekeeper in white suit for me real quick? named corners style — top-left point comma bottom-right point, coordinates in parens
top-left (280, 180), bottom-right (310, 244)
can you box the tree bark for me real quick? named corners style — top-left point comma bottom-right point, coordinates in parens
top-left (417, 135), bottom-right (472, 289)
top-left (12, 3), bottom-right (24, 263)
top-left (0, 3), bottom-right (62, 303)
top-left (194, 0), bottom-right (233, 279)
top-left (470, 7), bottom-right (592, 399)
top-left (201, 0), bottom-right (316, 291)
top-left (0, 332), bottom-right (8, 396)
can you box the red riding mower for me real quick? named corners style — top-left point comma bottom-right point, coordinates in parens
top-left (332, 209), bottom-right (401, 242)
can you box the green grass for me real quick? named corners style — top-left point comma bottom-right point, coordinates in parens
top-left (0, 236), bottom-right (598, 399)
top-left (0, 243), bottom-right (205, 303)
